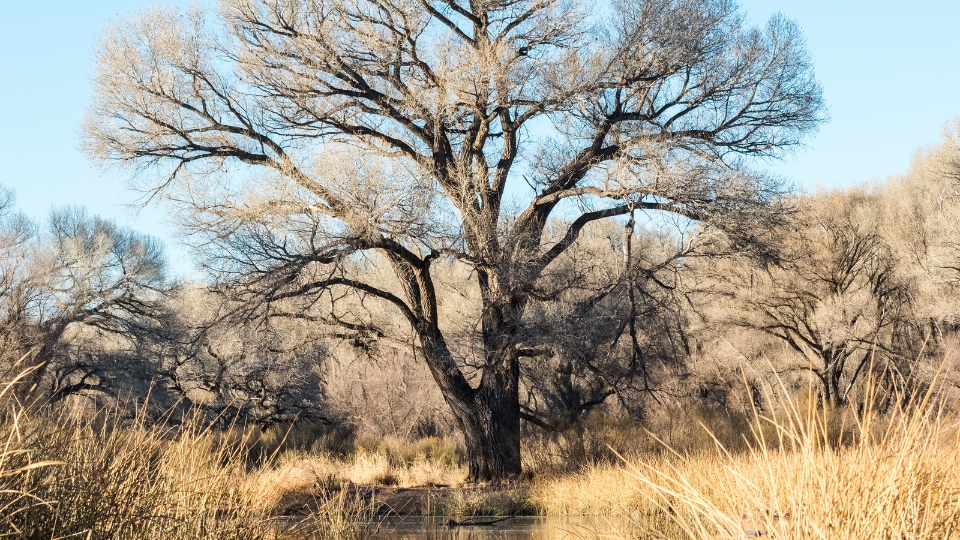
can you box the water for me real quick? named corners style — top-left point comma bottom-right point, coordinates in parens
top-left (370, 516), bottom-right (630, 539)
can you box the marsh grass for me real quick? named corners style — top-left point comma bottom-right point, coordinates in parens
top-left (615, 372), bottom-right (960, 539)
top-left (0, 362), bottom-right (459, 539)
top-left (244, 435), bottom-right (467, 512)
top-left (286, 487), bottom-right (380, 540)
top-left (0, 402), bottom-right (279, 539)
top-left (437, 487), bottom-right (534, 517)
top-left (0, 364), bottom-right (67, 535)
top-left (347, 436), bottom-right (465, 487)
top-left (5, 353), bottom-right (959, 540)
top-left (529, 368), bottom-right (960, 539)
top-left (520, 404), bottom-right (766, 481)
top-left (0, 362), bottom-right (381, 539)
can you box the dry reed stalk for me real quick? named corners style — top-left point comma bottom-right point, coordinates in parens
top-left (618, 372), bottom-right (960, 539)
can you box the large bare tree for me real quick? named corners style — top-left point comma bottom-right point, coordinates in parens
top-left (84, 0), bottom-right (823, 480)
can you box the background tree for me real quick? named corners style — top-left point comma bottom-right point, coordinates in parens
top-left (84, 0), bottom-right (823, 480)
top-left (0, 189), bottom-right (39, 370)
top-left (518, 219), bottom-right (695, 430)
top-left (0, 196), bottom-right (169, 402)
top-left (717, 193), bottom-right (912, 406)
top-left (159, 286), bottom-right (333, 426)
top-left (873, 122), bottom-right (960, 340)
top-left (697, 125), bottom-right (960, 408)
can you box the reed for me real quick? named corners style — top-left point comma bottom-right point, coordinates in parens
top-left (615, 373), bottom-right (960, 539)
top-left (0, 362), bottom-right (377, 539)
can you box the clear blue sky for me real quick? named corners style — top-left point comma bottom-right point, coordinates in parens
top-left (1, 1), bottom-right (959, 278)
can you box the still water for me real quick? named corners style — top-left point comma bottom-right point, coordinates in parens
top-left (370, 516), bottom-right (630, 539)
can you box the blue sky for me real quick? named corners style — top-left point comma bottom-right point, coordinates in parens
top-left (1, 1), bottom-right (958, 278)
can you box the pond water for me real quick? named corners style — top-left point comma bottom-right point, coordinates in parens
top-left (370, 516), bottom-right (632, 539)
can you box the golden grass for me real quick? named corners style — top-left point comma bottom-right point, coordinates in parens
top-left (243, 434), bottom-right (467, 514)
top-left (532, 375), bottom-right (960, 539)
top-left (531, 462), bottom-right (643, 516)
top-left (0, 364), bottom-right (382, 539)
top-left (285, 488), bottom-right (379, 540)
top-left (631, 386), bottom-right (960, 538)
top-left (5, 353), bottom-right (960, 539)
top-left (0, 405), bottom-right (283, 539)
top-left (0, 376), bottom-right (466, 536)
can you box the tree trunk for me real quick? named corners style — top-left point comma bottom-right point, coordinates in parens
top-left (821, 352), bottom-right (844, 408)
top-left (419, 331), bottom-right (523, 482)
top-left (456, 365), bottom-right (523, 482)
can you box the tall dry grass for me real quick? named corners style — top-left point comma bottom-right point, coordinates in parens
top-left (244, 434), bottom-right (466, 511)
top-left (0, 361), bottom-right (378, 539)
top-left (7, 352), bottom-right (959, 540)
top-left (631, 380), bottom-right (960, 538)
top-left (538, 371), bottom-right (960, 539)
top-left (0, 365), bottom-right (66, 534)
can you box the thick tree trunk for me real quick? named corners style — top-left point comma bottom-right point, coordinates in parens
top-left (419, 331), bottom-right (523, 482)
top-left (820, 353), bottom-right (845, 408)
top-left (827, 368), bottom-right (844, 407)
top-left (456, 367), bottom-right (523, 482)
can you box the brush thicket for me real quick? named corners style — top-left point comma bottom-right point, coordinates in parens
top-left (0, 362), bottom-right (376, 540)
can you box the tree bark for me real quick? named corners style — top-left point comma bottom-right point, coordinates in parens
top-left (456, 360), bottom-right (523, 482)
top-left (819, 351), bottom-right (845, 407)
top-left (419, 323), bottom-right (523, 481)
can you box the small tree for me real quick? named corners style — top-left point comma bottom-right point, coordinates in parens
top-left (718, 192), bottom-right (913, 406)
top-left (0, 201), bottom-right (169, 400)
top-left (160, 286), bottom-right (333, 426)
top-left (0, 188), bottom-right (39, 368)
top-left (85, 0), bottom-right (823, 479)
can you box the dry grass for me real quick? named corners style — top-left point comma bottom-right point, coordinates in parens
top-left (0, 405), bottom-right (282, 539)
top-left (524, 407), bottom-right (768, 517)
top-left (530, 462), bottom-right (644, 516)
top-left (244, 437), bottom-right (540, 518)
top-left (244, 434), bottom-right (467, 514)
top-left (5, 353), bottom-right (960, 539)
top-left (0, 364), bottom-right (465, 538)
top-left (631, 385), bottom-right (960, 538)
top-left (0, 363), bottom-right (380, 539)
top-left (535, 375), bottom-right (960, 539)
top-left (285, 488), bottom-right (379, 540)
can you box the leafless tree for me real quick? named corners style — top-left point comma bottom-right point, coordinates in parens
top-left (158, 287), bottom-right (333, 426)
top-left (0, 200), bottom-right (170, 401)
top-left (717, 193), bottom-right (916, 406)
top-left (876, 121), bottom-right (960, 338)
top-left (84, 0), bottom-right (823, 479)
top-left (517, 219), bottom-right (697, 430)
top-left (0, 189), bottom-right (39, 368)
